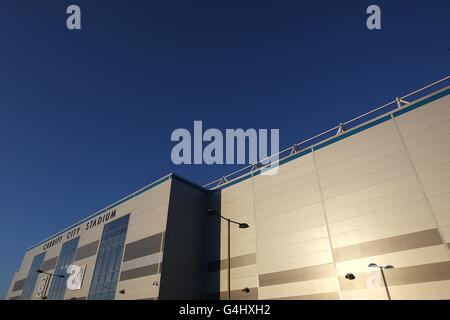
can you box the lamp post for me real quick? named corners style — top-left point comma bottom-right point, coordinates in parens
top-left (36, 269), bottom-right (65, 300)
top-left (368, 263), bottom-right (394, 300)
top-left (207, 209), bottom-right (249, 301)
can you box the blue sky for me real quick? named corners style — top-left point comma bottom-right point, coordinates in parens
top-left (0, 0), bottom-right (449, 298)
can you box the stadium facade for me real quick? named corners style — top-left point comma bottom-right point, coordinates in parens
top-left (6, 81), bottom-right (450, 300)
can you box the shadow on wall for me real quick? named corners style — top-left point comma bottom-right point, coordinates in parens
top-left (158, 178), bottom-right (221, 299)
top-left (204, 190), bottom-right (221, 299)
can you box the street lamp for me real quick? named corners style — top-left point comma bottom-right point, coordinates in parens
top-left (207, 209), bottom-right (249, 300)
top-left (36, 269), bottom-right (65, 300)
top-left (368, 263), bottom-right (394, 300)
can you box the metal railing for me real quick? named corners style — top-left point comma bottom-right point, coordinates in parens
top-left (204, 75), bottom-right (450, 189)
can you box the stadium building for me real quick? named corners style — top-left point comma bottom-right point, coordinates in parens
top-left (6, 78), bottom-right (450, 300)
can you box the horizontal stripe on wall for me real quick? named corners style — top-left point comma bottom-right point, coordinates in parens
top-left (12, 278), bottom-right (26, 292)
top-left (123, 233), bottom-right (163, 262)
top-left (259, 263), bottom-right (335, 287)
top-left (8, 295), bottom-right (20, 300)
top-left (160, 231), bottom-right (166, 252)
top-left (208, 253), bottom-right (256, 272)
top-left (41, 256), bottom-right (59, 271)
top-left (206, 287), bottom-right (259, 300)
top-left (121, 252), bottom-right (162, 272)
top-left (75, 240), bottom-right (99, 261)
top-left (333, 229), bottom-right (443, 262)
top-left (269, 291), bottom-right (340, 300)
top-left (340, 260), bottom-right (450, 291)
top-left (119, 263), bottom-right (159, 281)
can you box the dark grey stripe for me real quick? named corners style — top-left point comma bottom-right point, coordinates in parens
top-left (208, 253), bottom-right (256, 272)
top-left (9, 295), bottom-right (21, 300)
top-left (220, 288), bottom-right (258, 300)
top-left (340, 260), bottom-right (450, 290)
top-left (259, 263), bottom-right (335, 287)
top-left (270, 291), bottom-right (340, 300)
top-left (160, 232), bottom-right (166, 253)
top-left (41, 256), bottom-right (59, 271)
top-left (119, 263), bottom-right (159, 281)
top-left (123, 233), bottom-right (162, 262)
top-left (207, 288), bottom-right (259, 300)
top-left (333, 229), bottom-right (443, 262)
top-left (12, 278), bottom-right (27, 292)
top-left (75, 240), bottom-right (99, 261)
top-left (68, 296), bottom-right (87, 300)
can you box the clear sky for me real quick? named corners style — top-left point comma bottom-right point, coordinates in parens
top-left (0, 0), bottom-right (449, 298)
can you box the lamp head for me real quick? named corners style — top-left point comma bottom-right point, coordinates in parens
top-left (345, 273), bottom-right (355, 280)
top-left (384, 265), bottom-right (394, 269)
top-left (36, 269), bottom-right (44, 274)
top-left (207, 209), bottom-right (218, 216)
top-left (368, 263), bottom-right (378, 268)
top-left (239, 223), bottom-right (249, 229)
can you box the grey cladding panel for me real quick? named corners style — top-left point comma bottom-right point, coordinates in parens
top-left (119, 264), bottom-right (159, 281)
top-left (41, 257), bottom-right (59, 271)
top-left (123, 233), bottom-right (163, 262)
top-left (12, 278), bottom-right (27, 292)
top-left (259, 263), bottom-right (336, 287)
top-left (75, 240), bottom-right (99, 261)
top-left (208, 253), bottom-right (256, 272)
top-left (333, 229), bottom-right (443, 262)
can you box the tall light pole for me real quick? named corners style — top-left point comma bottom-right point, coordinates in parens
top-left (207, 209), bottom-right (249, 301)
top-left (36, 269), bottom-right (65, 300)
top-left (368, 263), bottom-right (394, 300)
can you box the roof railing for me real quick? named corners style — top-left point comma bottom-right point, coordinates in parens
top-left (204, 75), bottom-right (450, 189)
